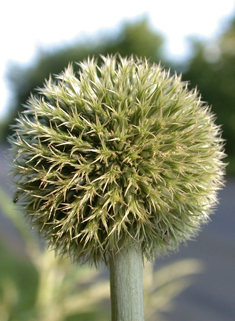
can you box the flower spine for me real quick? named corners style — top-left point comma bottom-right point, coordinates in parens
top-left (9, 55), bottom-right (226, 265)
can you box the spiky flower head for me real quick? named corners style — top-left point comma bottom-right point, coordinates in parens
top-left (9, 55), bottom-right (226, 265)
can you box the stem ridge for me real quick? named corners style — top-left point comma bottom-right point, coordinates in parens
top-left (109, 243), bottom-right (145, 321)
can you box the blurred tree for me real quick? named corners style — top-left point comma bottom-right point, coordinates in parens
top-left (102, 17), bottom-right (163, 60)
top-left (2, 17), bottom-right (163, 139)
top-left (182, 15), bottom-right (235, 173)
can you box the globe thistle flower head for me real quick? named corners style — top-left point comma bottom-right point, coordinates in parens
top-left (9, 55), bottom-right (226, 265)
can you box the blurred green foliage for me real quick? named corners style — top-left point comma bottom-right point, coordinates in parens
top-left (182, 16), bottom-right (235, 174)
top-left (2, 14), bottom-right (235, 173)
top-left (0, 187), bottom-right (111, 321)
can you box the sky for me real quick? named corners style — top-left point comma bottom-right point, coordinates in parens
top-left (1, 0), bottom-right (235, 120)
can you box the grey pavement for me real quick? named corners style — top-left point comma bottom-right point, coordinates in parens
top-left (154, 176), bottom-right (235, 320)
top-left (0, 144), bottom-right (234, 321)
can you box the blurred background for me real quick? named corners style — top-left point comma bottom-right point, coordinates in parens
top-left (0, 1), bottom-right (235, 320)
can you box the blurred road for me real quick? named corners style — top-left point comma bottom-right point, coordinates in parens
top-left (158, 176), bottom-right (235, 321)
top-left (0, 144), bottom-right (234, 321)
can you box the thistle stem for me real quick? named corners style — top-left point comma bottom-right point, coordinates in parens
top-left (109, 243), bottom-right (145, 321)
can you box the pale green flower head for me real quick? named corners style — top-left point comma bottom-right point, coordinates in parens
top-left (9, 55), bottom-right (226, 265)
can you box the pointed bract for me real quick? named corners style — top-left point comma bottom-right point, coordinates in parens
top-left (9, 55), bottom-right (226, 265)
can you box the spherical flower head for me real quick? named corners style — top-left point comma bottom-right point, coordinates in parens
top-left (9, 55), bottom-right (226, 265)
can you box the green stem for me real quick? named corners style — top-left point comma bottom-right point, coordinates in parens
top-left (109, 243), bottom-right (145, 321)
